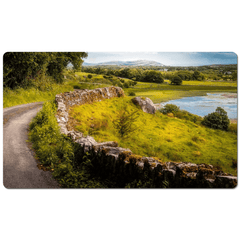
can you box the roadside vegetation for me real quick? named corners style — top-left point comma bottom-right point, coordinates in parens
top-left (28, 101), bottom-right (166, 188)
top-left (28, 101), bottom-right (109, 188)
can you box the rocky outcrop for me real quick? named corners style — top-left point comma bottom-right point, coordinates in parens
top-left (131, 97), bottom-right (156, 114)
top-left (55, 87), bottom-right (237, 188)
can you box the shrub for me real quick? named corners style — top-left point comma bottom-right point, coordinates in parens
top-left (113, 102), bottom-right (139, 138)
top-left (201, 107), bottom-right (230, 131)
top-left (128, 80), bottom-right (137, 87)
top-left (228, 123), bottom-right (237, 134)
top-left (29, 101), bottom-right (74, 166)
top-left (174, 110), bottom-right (201, 123)
top-left (128, 92), bottom-right (136, 96)
top-left (123, 82), bottom-right (130, 88)
top-left (170, 76), bottom-right (182, 85)
top-left (87, 74), bottom-right (93, 79)
top-left (167, 113), bottom-right (174, 118)
top-left (160, 104), bottom-right (180, 115)
top-left (73, 85), bottom-right (81, 89)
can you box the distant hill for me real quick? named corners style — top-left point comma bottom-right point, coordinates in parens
top-left (83, 60), bottom-right (165, 67)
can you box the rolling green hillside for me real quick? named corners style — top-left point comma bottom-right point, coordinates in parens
top-left (69, 97), bottom-right (237, 176)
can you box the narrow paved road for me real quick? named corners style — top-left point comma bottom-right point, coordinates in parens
top-left (3, 102), bottom-right (59, 189)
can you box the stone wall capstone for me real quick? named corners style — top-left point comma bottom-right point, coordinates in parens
top-left (55, 87), bottom-right (237, 188)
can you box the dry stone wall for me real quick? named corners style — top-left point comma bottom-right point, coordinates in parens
top-left (55, 87), bottom-right (237, 188)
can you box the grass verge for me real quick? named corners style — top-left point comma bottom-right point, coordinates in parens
top-left (28, 101), bottom-right (107, 188)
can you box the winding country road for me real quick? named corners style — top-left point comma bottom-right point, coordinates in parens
top-left (3, 102), bottom-right (59, 188)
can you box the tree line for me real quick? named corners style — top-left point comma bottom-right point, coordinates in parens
top-left (82, 67), bottom-right (207, 84)
top-left (83, 67), bottom-right (165, 83)
top-left (83, 65), bottom-right (237, 83)
top-left (3, 52), bottom-right (88, 89)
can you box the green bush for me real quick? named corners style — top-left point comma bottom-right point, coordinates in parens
top-left (160, 104), bottom-right (180, 115)
top-left (201, 107), bottom-right (230, 131)
top-left (160, 105), bottom-right (202, 123)
top-left (174, 110), bottom-right (201, 123)
top-left (123, 82), bottom-right (130, 88)
top-left (170, 76), bottom-right (182, 85)
top-left (229, 123), bottom-right (237, 134)
top-left (73, 85), bottom-right (82, 89)
top-left (130, 81), bottom-right (137, 86)
top-left (128, 92), bottom-right (136, 96)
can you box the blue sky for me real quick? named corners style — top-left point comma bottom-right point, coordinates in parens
top-left (85, 52), bottom-right (237, 66)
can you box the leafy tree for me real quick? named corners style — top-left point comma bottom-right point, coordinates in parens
top-left (201, 107), bottom-right (230, 131)
top-left (118, 68), bottom-right (132, 79)
top-left (3, 52), bottom-right (50, 88)
top-left (3, 52), bottom-right (88, 88)
top-left (192, 70), bottom-right (205, 81)
top-left (142, 70), bottom-right (164, 83)
top-left (170, 76), bottom-right (182, 85)
top-left (46, 52), bottom-right (88, 83)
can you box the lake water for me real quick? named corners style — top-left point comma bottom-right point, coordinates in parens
top-left (161, 93), bottom-right (237, 119)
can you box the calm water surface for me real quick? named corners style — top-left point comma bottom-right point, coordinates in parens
top-left (161, 93), bottom-right (237, 119)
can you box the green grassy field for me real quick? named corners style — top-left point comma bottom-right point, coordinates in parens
top-left (125, 81), bottom-right (237, 103)
top-left (3, 71), bottom-right (112, 108)
top-left (3, 84), bottom-right (73, 108)
top-left (3, 71), bottom-right (130, 108)
top-left (3, 71), bottom-right (237, 108)
top-left (69, 97), bottom-right (237, 176)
